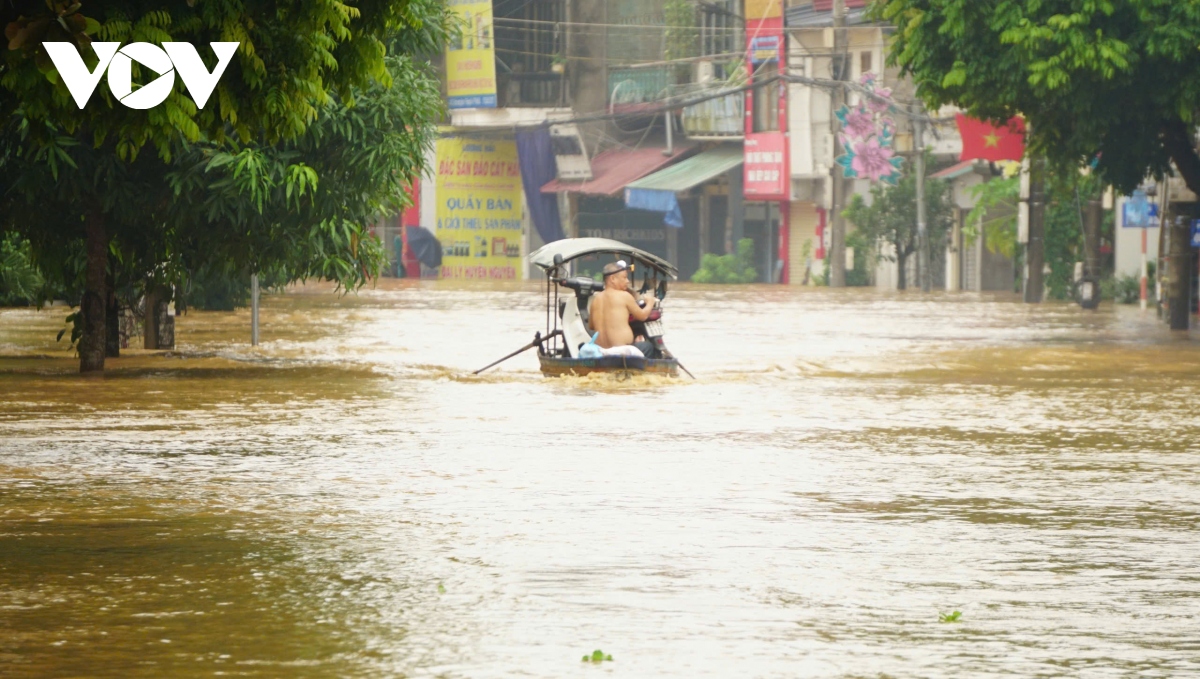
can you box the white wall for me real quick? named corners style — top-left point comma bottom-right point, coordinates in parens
top-left (1113, 195), bottom-right (1160, 279)
top-left (419, 143), bottom-right (437, 231)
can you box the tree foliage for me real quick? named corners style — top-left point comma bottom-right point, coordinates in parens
top-left (166, 53), bottom-right (444, 291)
top-left (964, 175), bottom-right (1019, 258)
top-left (664, 0), bottom-right (699, 84)
top-left (878, 0), bottom-right (1200, 195)
top-left (843, 159), bottom-right (954, 289)
top-left (1, 51), bottom-right (444, 299)
top-left (692, 238), bottom-right (758, 284)
top-left (0, 233), bottom-right (46, 305)
top-left (0, 0), bottom-right (454, 370)
top-left (2, 0), bottom-right (451, 160)
top-left (964, 170), bottom-right (1113, 299)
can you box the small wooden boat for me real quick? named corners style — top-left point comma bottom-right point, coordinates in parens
top-left (526, 238), bottom-right (682, 378)
top-left (538, 354), bottom-right (680, 377)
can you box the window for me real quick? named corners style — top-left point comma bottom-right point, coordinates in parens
top-left (700, 0), bottom-right (740, 79)
top-left (493, 0), bottom-right (564, 106)
top-left (860, 50), bottom-right (873, 76)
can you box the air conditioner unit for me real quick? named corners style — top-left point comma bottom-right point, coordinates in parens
top-left (692, 59), bottom-right (715, 84)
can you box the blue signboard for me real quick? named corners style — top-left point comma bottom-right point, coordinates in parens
top-left (1123, 190), bottom-right (1149, 228)
top-left (1191, 219), bottom-right (1200, 248)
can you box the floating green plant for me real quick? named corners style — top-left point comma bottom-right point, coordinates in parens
top-left (939, 610), bottom-right (962, 623)
top-left (437, 583), bottom-right (446, 594)
top-left (581, 649), bottom-right (613, 662)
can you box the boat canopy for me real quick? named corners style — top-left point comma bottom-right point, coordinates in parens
top-left (528, 238), bottom-right (678, 278)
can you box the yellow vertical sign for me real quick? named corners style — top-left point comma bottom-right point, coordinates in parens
top-left (446, 0), bottom-right (497, 108)
top-left (435, 136), bottom-right (523, 280)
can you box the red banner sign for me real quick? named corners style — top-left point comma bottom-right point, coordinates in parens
top-left (744, 133), bottom-right (787, 199)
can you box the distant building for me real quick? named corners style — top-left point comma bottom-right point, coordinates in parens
top-left (395, 0), bottom-right (1017, 289)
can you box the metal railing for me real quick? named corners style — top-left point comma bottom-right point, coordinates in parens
top-left (681, 88), bottom-right (744, 138)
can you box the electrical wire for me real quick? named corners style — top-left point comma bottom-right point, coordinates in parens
top-left (491, 17), bottom-right (744, 31)
top-left (440, 72), bottom-right (960, 138)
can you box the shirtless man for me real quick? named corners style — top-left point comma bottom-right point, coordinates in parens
top-left (589, 260), bottom-right (658, 356)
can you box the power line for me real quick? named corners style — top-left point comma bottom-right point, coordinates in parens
top-left (491, 8), bottom-right (746, 30)
top-left (443, 74), bottom-right (958, 136)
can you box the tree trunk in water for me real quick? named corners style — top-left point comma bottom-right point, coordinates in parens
top-left (1167, 212), bottom-right (1193, 330)
top-left (105, 287), bottom-right (120, 358)
top-left (1024, 158), bottom-right (1046, 303)
top-left (1161, 119), bottom-right (1200, 330)
top-left (79, 210), bottom-right (107, 373)
top-left (143, 288), bottom-right (159, 350)
top-left (896, 248), bottom-right (907, 290)
top-left (1080, 193), bottom-right (1102, 309)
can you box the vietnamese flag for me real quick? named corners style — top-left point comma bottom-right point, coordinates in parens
top-left (956, 114), bottom-right (1026, 162)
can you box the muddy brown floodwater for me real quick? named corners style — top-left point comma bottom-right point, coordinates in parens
top-left (2, 280), bottom-right (1199, 678)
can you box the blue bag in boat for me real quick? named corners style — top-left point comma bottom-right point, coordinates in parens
top-left (579, 332), bottom-right (603, 359)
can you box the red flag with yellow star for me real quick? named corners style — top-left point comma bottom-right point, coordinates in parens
top-left (956, 114), bottom-right (1025, 162)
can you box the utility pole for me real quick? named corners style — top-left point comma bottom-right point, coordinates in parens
top-left (828, 0), bottom-right (848, 287)
top-left (913, 104), bottom-right (930, 292)
top-left (1024, 157), bottom-right (1046, 303)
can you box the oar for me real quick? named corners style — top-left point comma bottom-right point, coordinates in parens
top-left (473, 330), bottom-right (562, 375)
top-left (675, 360), bottom-right (696, 380)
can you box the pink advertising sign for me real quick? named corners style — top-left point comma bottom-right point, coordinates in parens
top-left (744, 132), bottom-right (787, 200)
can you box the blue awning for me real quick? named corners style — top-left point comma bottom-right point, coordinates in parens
top-left (624, 188), bottom-right (684, 227)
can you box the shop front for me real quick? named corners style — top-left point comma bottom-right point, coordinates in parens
top-left (622, 144), bottom-right (746, 281)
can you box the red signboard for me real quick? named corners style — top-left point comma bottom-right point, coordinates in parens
top-left (744, 133), bottom-right (787, 199)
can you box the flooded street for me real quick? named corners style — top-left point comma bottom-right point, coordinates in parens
top-left (2, 282), bottom-right (1199, 678)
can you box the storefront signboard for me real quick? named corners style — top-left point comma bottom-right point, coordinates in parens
top-left (744, 133), bottom-right (788, 199)
top-left (435, 136), bottom-right (523, 279)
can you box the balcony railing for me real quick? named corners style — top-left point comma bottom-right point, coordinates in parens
top-left (608, 66), bottom-right (671, 113)
top-left (497, 71), bottom-right (564, 107)
top-left (682, 88), bottom-right (744, 138)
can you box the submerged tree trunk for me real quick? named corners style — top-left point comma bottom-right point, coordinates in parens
top-left (1080, 192), bottom-right (1102, 309)
top-left (1161, 119), bottom-right (1200, 330)
top-left (143, 287), bottom-right (159, 350)
top-left (1024, 158), bottom-right (1046, 303)
top-left (105, 286), bottom-right (120, 358)
top-left (79, 209), bottom-right (107, 373)
top-left (1166, 211), bottom-right (1193, 331)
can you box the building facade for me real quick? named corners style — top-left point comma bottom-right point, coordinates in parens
top-left (384, 0), bottom-right (1013, 290)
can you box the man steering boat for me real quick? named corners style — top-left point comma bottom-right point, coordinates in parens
top-left (589, 260), bottom-right (659, 357)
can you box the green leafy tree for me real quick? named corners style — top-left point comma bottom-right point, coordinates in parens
top-left (879, 0), bottom-right (1200, 325)
top-left (842, 164), bottom-right (954, 290)
top-left (664, 0), bottom-right (698, 84)
top-left (0, 233), bottom-right (46, 306)
top-left (965, 171), bottom-right (1113, 299)
top-left (964, 175), bottom-right (1019, 259)
top-left (1, 0), bottom-right (452, 371)
top-left (692, 238), bottom-right (758, 284)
